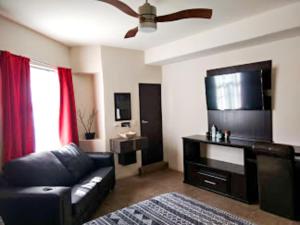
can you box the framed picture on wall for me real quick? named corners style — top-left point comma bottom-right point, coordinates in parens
top-left (114, 93), bottom-right (132, 121)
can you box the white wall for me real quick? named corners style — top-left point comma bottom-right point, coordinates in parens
top-left (0, 16), bottom-right (70, 67)
top-left (70, 46), bottom-right (102, 74)
top-left (145, 2), bottom-right (300, 65)
top-left (162, 36), bottom-right (300, 171)
top-left (0, 16), bottom-right (70, 169)
top-left (101, 46), bottom-right (162, 179)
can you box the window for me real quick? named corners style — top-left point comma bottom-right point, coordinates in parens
top-left (30, 65), bottom-right (61, 152)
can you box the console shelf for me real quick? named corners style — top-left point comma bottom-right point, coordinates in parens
top-left (186, 158), bottom-right (245, 175)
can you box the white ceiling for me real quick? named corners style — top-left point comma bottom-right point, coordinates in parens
top-left (0, 0), bottom-right (298, 50)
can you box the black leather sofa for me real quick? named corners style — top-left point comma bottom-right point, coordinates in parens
top-left (0, 143), bottom-right (115, 225)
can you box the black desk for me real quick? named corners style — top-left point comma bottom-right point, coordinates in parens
top-left (183, 135), bottom-right (300, 204)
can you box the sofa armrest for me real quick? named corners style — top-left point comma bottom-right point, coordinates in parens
top-left (87, 152), bottom-right (115, 168)
top-left (0, 186), bottom-right (72, 225)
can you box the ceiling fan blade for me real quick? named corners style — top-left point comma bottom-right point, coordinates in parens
top-left (124, 27), bottom-right (139, 39)
top-left (97, 0), bottom-right (139, 18)
top-left (156, 9), bottom-right (212, 22)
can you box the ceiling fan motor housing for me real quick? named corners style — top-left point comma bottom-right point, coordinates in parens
top-left (139, 3), bottom-right (157, 32)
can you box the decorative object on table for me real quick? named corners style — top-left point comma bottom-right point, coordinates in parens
top-left (77, 109), bottom-right (97, 140)
top-left (84, 192), bottom-right (255, 225)
top-left (216, 130), bottom-right (224, 140)
top-left (224, 129), bottom-right (231, 140)
top-left (211, 124), bottom-right (217, 138)
top-left (206, 131), bottom-right (211, 137)
top-left (119, 131), bottom-right (137, 139)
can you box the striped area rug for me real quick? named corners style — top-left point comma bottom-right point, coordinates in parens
top-left (85, 192), bottom-right (255, 225)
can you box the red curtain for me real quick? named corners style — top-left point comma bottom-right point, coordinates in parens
top-left (0, 51), bottom-right (35, 163)
top-left (58, 67), bottom-right (79, 145)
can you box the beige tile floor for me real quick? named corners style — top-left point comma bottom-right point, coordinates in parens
top-left (93, 169), bottom-right (300, 225)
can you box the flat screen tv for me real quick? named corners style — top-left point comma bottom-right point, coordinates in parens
top-left (205, 70), bottom-right (264, 110)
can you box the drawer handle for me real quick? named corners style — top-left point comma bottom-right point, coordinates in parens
top-left (204, 180), bottom-right (217, 186)
top-left (197, 172), bottom-right (227, 181)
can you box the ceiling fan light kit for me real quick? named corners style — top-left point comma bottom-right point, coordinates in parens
top-left (139, 2), bottom-right (157, 33)
top-left (98, 0), bottom-right (213, 39)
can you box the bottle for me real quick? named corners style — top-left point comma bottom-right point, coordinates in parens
top-left (211, 124), bottom-right (217, 139)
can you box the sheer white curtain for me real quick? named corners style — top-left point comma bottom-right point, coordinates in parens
top-left (30, 65), bottom-right (61, 152)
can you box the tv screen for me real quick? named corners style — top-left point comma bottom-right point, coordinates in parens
top-left (205, 70), bottom-right (264, 110)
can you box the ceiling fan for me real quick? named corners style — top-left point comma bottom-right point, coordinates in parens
top-left (97, 0), bottom-right (213, 39)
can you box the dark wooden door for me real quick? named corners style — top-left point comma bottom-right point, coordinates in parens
top-left (139, 83), bottom-right (163, 166)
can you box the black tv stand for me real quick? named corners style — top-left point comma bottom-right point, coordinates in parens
top-left (183, 135), bottom-right (259, 203)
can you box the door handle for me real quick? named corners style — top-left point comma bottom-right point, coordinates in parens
top-left (141, 120), bottom-right (149, 124)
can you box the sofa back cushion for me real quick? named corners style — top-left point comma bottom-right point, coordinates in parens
top-left (51, 143), bottom-right (94, 182)
top-left (0, 174), bottom-right (8, 187)
top-left (3, 151), bottom-right (75, 187)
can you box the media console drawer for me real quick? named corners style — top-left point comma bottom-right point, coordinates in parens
top-left (187, 163), bottom-right (230, 194)
top-left (198, 170), bottom-right (229, 193)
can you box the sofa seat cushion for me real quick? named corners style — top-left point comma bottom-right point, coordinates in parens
top-left (52, 143), bottom-right (94, 182)
top-left (71, 167), bottom-right (114, 216)
top-left (3, 152), bottom-right (74, 187)
top-left (71, 182), bottom-right (98, 216)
